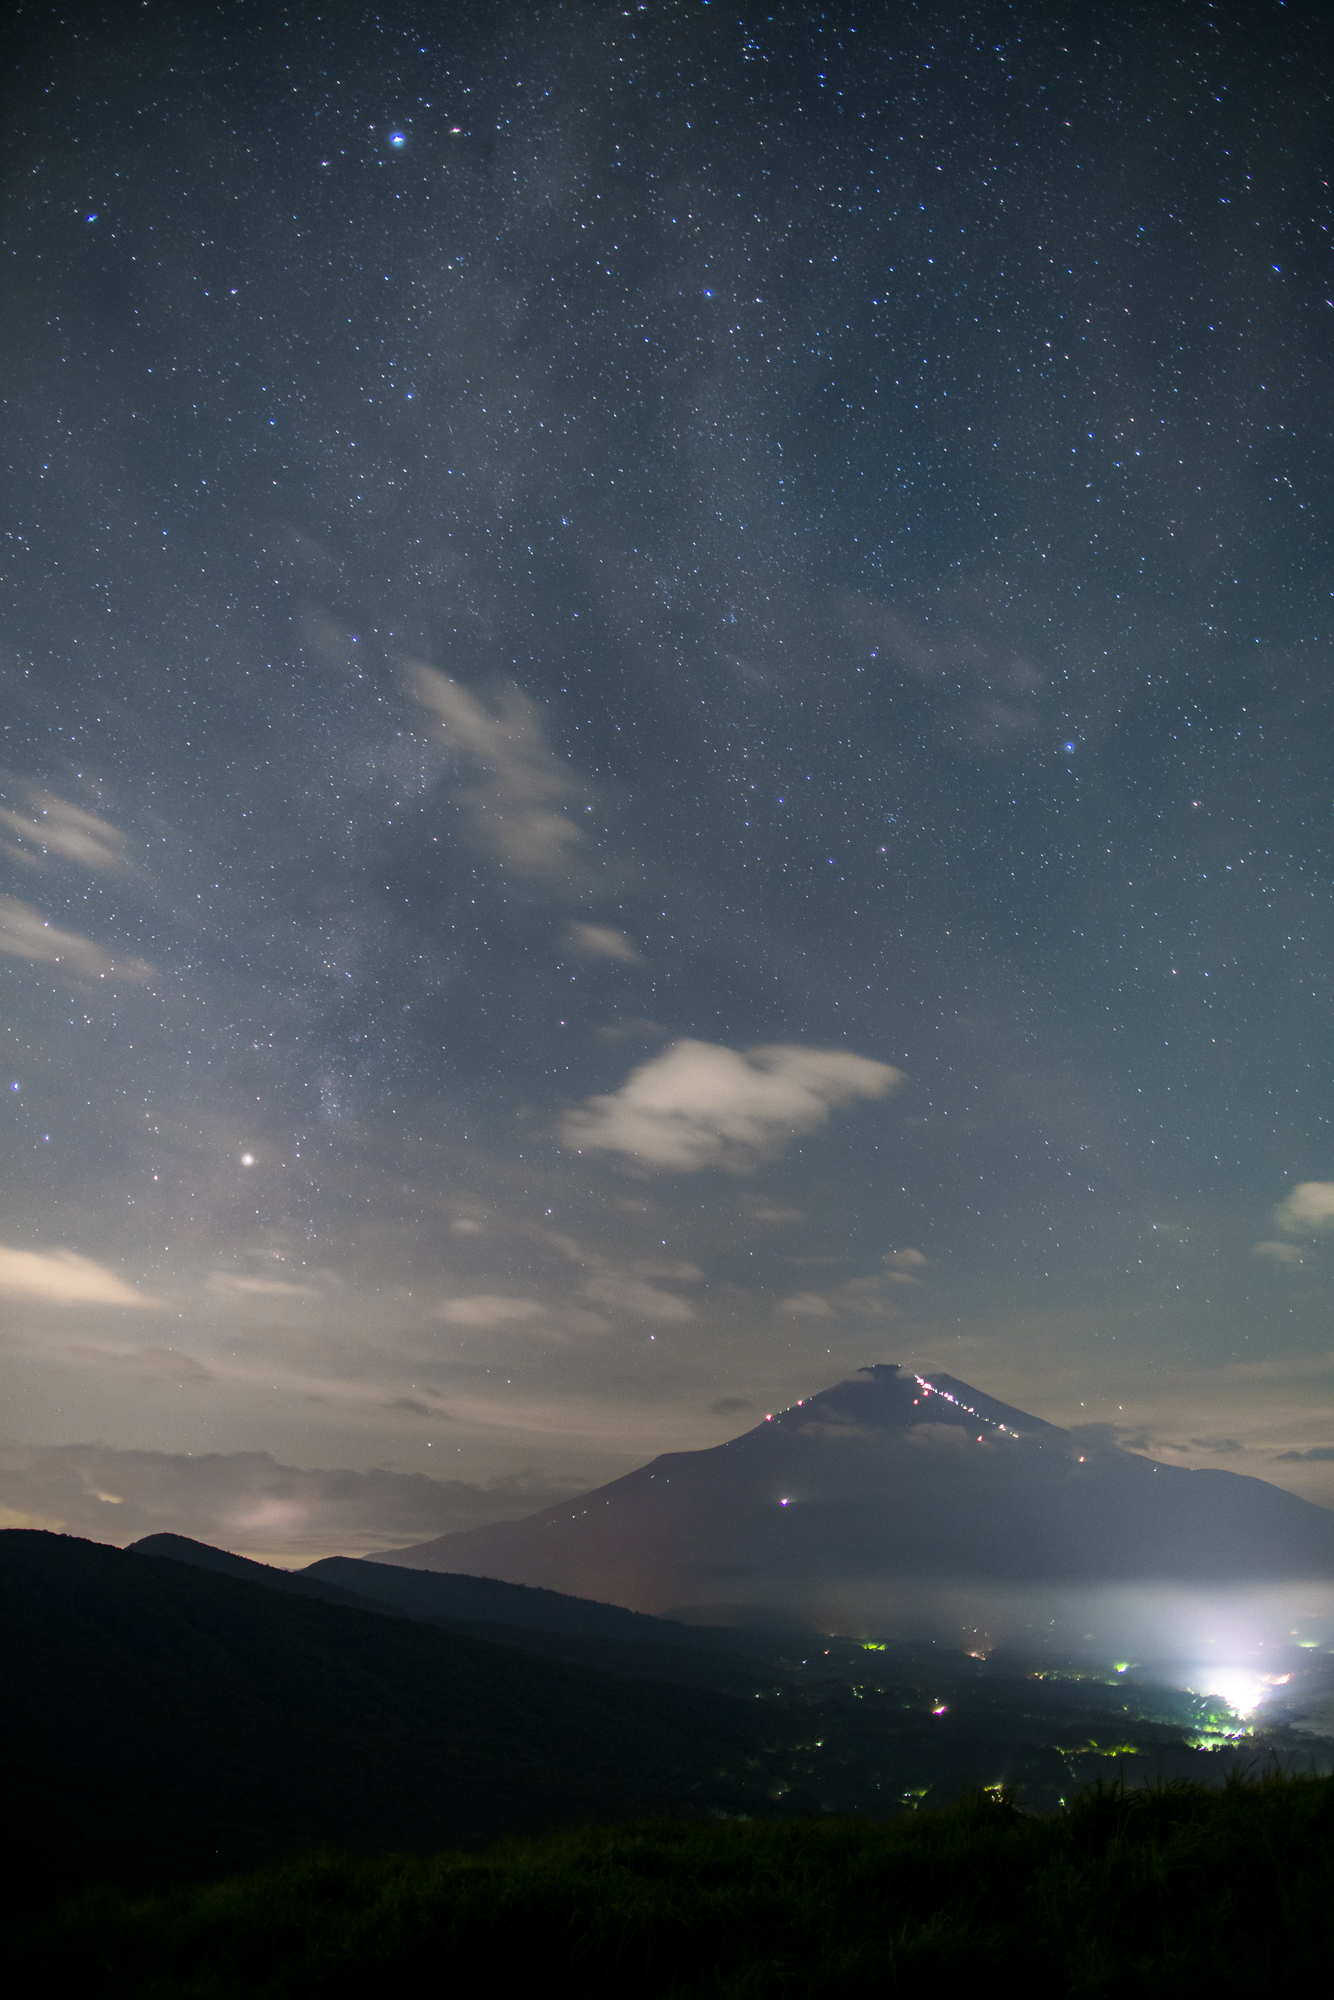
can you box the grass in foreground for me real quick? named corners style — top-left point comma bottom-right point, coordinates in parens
top-left (11, 1771), bottom-right (1334, 1998)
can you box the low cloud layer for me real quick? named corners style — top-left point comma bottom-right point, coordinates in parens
top-left (0, 1443), bottom-right (578, 1558)
top-left (0, 1245), bottom-right (161, 1307)
top-left (562, 1039), bottom-right (903, 1170)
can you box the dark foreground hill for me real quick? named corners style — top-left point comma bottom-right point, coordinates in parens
top-left (5, 1526), bottom-right (1333, 1917)
top-left (0, 1529), bottom-right (805, 1910)
top-left (130, 1532), bottom-right (826, 1693)
top-left (12, 1777), bottom-right (1334, 1999)
top-left (376, 1364), bottom-right (1334, 1614)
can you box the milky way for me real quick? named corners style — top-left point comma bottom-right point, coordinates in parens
top-left (3, 2), bottom-right (1333, 1557)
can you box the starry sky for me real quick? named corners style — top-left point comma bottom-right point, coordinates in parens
top-left (3, 0), bottom-right (1334, 1560)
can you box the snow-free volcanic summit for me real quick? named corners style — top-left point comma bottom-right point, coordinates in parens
top-left (376, 1366), bottom-right (1334, 1626)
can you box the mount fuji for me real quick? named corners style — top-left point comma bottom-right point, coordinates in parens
top-left (372, 1366), bottom-right (1334, 1624)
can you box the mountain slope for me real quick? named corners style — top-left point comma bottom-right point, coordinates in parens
top-left (374, 1364), bottom-right (1334, 1612)
top-left (129, 1531), bottom-right (385, 1611)
top-left (0, 1529), bottom-right (807, 1909)
top-left (127, 1538), bottom-right (818, 1693)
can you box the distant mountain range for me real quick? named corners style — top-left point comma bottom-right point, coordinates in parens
top-left (372, 1365), bottom-right (1334, 1615)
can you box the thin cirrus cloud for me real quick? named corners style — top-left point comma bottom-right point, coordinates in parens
top-left (435, 1294), bottom-right (546, 1328)
top-left (568, 921), bottom-right (642, 964)
top-left (64, 1342), bottom-right (212, 1381)
top-left (778, 1251), bottom-right (927, 1321)
top-left (0, 786), bottom-right (131, 873)
top-left (778, 1291), bottom-right (836, 1318)
top-left (0, 1245), bottom-right (162, 1307)
top-left (206, 1273), bottom-right (323, 1300)
top-left (0, 894), bottom-right (154, 982)
top-left (582, 1271), bottom-right (697, 1322)
top-left (525, 1226), bottom-right (701, 1326)
top-left (562, 1038), bottom-right (904, 1171)
top-left (839, 596), bottom-right (1045, 746)
top-left (410, 664), bottom-right (586, 881)
top-left (1252, 1241), bottom-right (1304, 1266)
top-left (1274, 1182), bottom-right (1334, 1232)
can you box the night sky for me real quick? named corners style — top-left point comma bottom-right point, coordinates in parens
top-left (4, 0), bottom-right (1334, 1560)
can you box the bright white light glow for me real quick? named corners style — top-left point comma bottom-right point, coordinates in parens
top-left (240, 1154), bottom-right (254, 1166)
top-left (1191, 1669), bottom-right (1268, 1717)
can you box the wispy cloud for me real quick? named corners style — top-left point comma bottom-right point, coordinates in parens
top-left (568, 921), bottom-right (642, 963)
top-left (563, 1039), bottom-right (903, 1171)
top-left (0, 784), bottom-right (131, 874)
top-left (582, 1271), bottom-right (697, 1322)
top-left (835, 1275), bottom-right (904, 1320)
top-left (777, 1250), bottom-right (926, 1321)
top-left (520, 1226), bottom-right (702, 1328)
top-left (0, 1246), bottom-right (162, 1307)
top-left (434, 1294), bottom-right (546, 1328)
top-left (840, 596), bottom-right (1046, 744)
top-left (0, 894), bottom-right (154, 982)
top-left (1252, 1240), bottom-right (1304, 1266)
top-left (410, 665), bottom-right (585, 880)
top-left (64, 1342), bottom-right (211, 1380)
top-left (206, 1273), bottom-right (322, 1300)
top-left (1274, 1182), bottom-right (1334, 1232)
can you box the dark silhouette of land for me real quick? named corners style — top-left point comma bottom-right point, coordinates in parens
top-left (4, 1526), bottom-right (1332, 1917)
top-left (15, 1779), bottom-right (1334, 1999)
